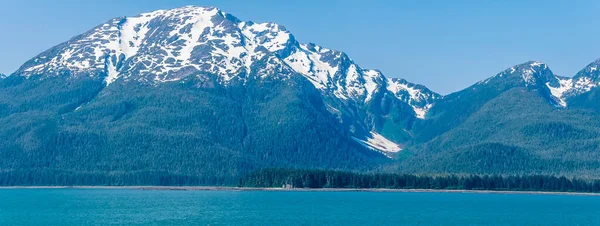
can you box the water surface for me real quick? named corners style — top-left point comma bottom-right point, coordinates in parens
top-left (0, 189), bottom-right (598, 225)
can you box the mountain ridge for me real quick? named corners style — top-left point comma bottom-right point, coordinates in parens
top-left (11, 5), bottom-right (443, 155)
top-left (15, 6), bottom-right (437, 113)
top-left (7, 6), bottom-right (600, 141)
top-left (13, 6), bottom-right (600, 118)
top-left (2, 5), bottom-right (600, 179)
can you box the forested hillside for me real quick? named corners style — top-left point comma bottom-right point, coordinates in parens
top-left (239, 169), bottom-right (600, 193)
top-left (2, 6), bottom-right (600, 185)
top-left (0, 74), bottom-right (385, 183)
top-left (397, 62), bottom-right (600, 178)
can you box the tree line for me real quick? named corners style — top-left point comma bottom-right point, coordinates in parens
top-left (238, 168), bottom-right (600, 193)
top-left (2, 168), bottom-right (600, 193)
top-left (0, 170), bottom-right (231, 186)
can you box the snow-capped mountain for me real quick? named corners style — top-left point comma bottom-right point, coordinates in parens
top-left (487, 61), bottom-right (565, 106)
top-left (387, 77), bottom-right (440, 118)
top-left (560, 59), bottom-right (600, 98)
top-left (17, 6), bottom-right (295, 84)
top-left (10, 6), bottom-right (444, 156)
top-left (476, 60), bottom-right (600, 108)
top-left (16, 6), bottom-right (436, 119)
top-left (14, 5), bottom-right (597, 160)
top-left (481, 61), bottom-right (555, 87)
top-left (5, 5), bottom-right (600, 179)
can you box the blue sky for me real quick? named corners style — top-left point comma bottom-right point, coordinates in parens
top-left (2, 0), bottom-right (600, 94)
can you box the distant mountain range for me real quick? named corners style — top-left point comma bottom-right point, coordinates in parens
top-left (1, 6), bottom-right (600, 183)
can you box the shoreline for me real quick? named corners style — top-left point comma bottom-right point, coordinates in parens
top-left (0, 186), bottom-right (599, 196)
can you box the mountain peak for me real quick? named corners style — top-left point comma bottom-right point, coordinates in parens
top-left (148, 5), bottom-right (224, 18)
top-left (520, 61), bottom-right (552, 85)
top-left (560, 58), bottom-right (600, 99)
top-left (485, 60), bottom-right (552, 86)
top-left (479, 59), bottom-right (600, 108)
top-left (476, 61), bottom-right (572, 107)
top-left (15, 5), bottom-right (292, 84)
top-left (386, 77), bottom-right (440, 118)
top-left (575, 57), bottom-right (600, 79)
top-left (13, 5), bottom-right (437, 122)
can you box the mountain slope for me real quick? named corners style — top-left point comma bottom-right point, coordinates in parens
top-left (3, 6), bottom-right (426, 183)
top-left (15, 6), bottom-right (437, 115)
top-left (15, 6), bottom-right (436, 154)
top-left (564, 59), bottom-right (600, 110)
top-left (413, 61), bottom-right (565, 142)
top-left (0, 69), bottom-right (387, 183)
top-left (399, 60), bottom-right (600, 177)
top-left (3, 5), bottom-right (600, 182)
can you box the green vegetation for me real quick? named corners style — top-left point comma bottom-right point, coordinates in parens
top-left (240, 169), bottom-right (600, 193)
top-left (0, 75), bottom-right (384, 183)
top-left (400, 86), bottom-right (600, 178)
top-left (0, 169), bottom-right (223, 186)
top-left (3, 58), bottom-right (600, 184)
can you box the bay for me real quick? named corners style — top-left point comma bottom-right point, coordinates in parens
top-left (0, 189), bottom-right (598, 225)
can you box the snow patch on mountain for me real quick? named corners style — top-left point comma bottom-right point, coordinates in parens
top-left (546, 78), bottom-right (572, 107)
top-left (343, 64), bottom-right (366, 99)
top-left (119, 15), bottom-right (154, 58)
top-left (572, 77), bottom-right (598, 93)
top-left (281, 44), bottom-right (397, 104)
top-left (387, 78), bottom-right (439, 119)
top-left (363, 70), bottom-right (381, 102)
top-left (240, 21), bottom-right (291, 52)
top-left (520, 61), bottom-right (548, 86)
top-left (542, 59), bottom-right (600, 103)
top-left (104, 59), bottom-right (119, 85)
top-left (170, 9), bottom-right (217, 65)
top-left (566, 60), bottom-right (600, 97)
top-left (283, 44), bottom-right (342, 90)
top-left (414, 104), bottom-right (433, 119)
top-left (353, 132), bottom-right (401, 158)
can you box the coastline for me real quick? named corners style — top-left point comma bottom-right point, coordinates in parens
top-left (0, 186), bottom-right (599, 196)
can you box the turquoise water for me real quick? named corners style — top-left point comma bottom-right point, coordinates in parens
top-left (0, 189), bottom-right (599, 225)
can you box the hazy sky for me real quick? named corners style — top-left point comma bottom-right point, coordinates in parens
top-left (2, 0), bottom-right (600, 94)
